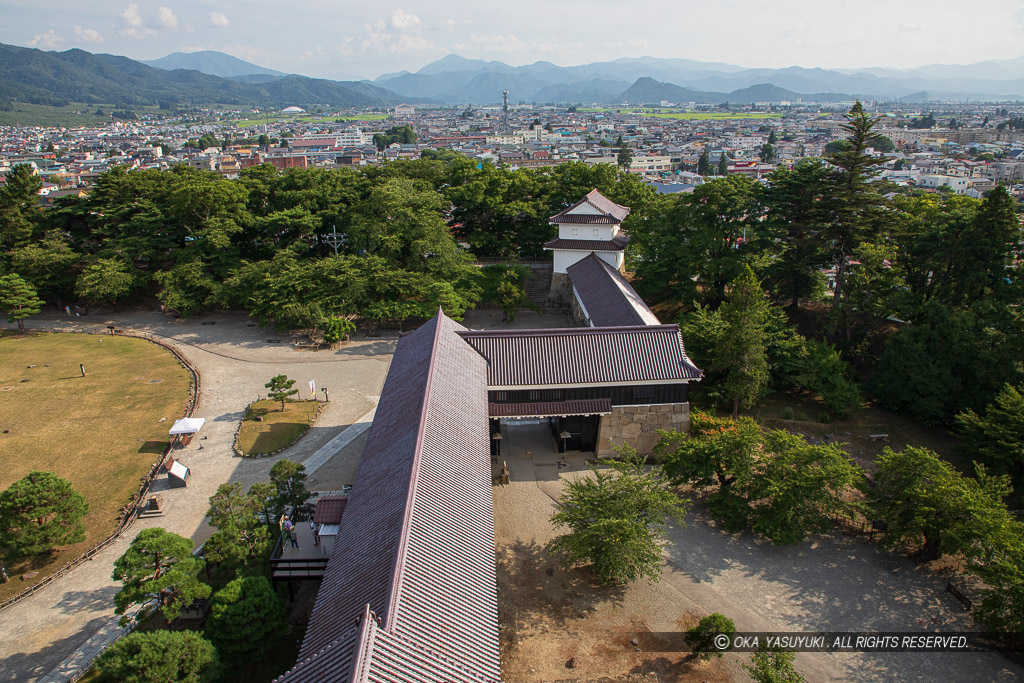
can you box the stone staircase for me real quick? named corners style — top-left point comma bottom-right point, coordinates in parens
top-left (523, 264), bottom-right (554, 309)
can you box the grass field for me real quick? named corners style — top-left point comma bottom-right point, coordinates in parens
top-left (0, 332), bottom-right (190, 600)
top-left (234, 399), bottom-right (321, 456)
top-left (229, 113), bottom-right (389, 127)
top-left (0, 102), bottom-right (168, 127)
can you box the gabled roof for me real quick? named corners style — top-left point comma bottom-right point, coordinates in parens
top-left (279, 311), bottom-right (499, 683)
top-left (457, 325), bottom-right (702, 388)
top-left (567, 253), bottom-right (660, 327)
top-left (549, 188), bottom-right (630, 224)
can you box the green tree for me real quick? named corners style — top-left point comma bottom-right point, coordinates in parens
top-left (112, 528), bottom-right (210, 625)
top-left (321, 316), bottom-right (355, 344)
top-left (686, 612), bottom-right (736, 660)
top-left (957, 382), bottom-right (1024, 493)
top-left (94, 630), bottom-right (220, 683)
top-left (697, 147), bottom-right (711, 175)
top-left (718, 151), bottom-right (729, 176)
top-left (759, 143), bottom-right (775, 163)
top-left (745, 642), bottom-right (805, 683)
top-left (746, 430), bottom-right (863, 545)
top-left (717, 266), bottom-right (770, 418)
top-left (75, 258), bottom-right (133, 309)
top-left (0, 273), bottom-right (44, 333)
top-left (496, 270), bottom-right (527, 322)
top-left (616, 140), bottom-right (633, 171)
top-left (269, 459), bottom-right (309, 518)
top-left (9, 230), bottom-right (78, 301)
top-left (866, 446), bottom-right (1013, 561)
top-left (0, 164), bottom-right (42, 250)
top-left (825, 101), bottom-right (886, 337)
top-left (547, 448), bottom-right (689, 586)
top-left (205, 575), bottom-right (286, 662)
top-left (0, 471), bottom-right (88, 557)
top-left (202, 483), bottom-right (272, 575)
top-left (265, 374), bottom-right (298, 411)
top-left (247, 482), bottom-right (278, 531)
top-left (658, 411), bottom-right (760, 528)
top-left (767, 129), bottom-right (778, 144)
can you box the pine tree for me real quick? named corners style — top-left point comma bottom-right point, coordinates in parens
top-left (697, 147), bottom-right (711, 175)
top-left (718, 151), bottom-right (729, 176)
top-left (0, 273), bottom-right (44, 333)
top-left (265, 374), bottom-right (298, 411)
top-left (0, 471), bottom-right (88, 557)
top-left (715, 266), bottom-right (770, 418)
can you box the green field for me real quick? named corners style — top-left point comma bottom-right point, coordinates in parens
top-left (229, 113), bottom-right (389, 127)
top-left (0, 332), bottom-right (191, 600)
top-left (0, 102), bottom-right (168, 127)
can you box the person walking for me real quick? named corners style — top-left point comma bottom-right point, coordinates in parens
top-left (311, 519), bottom-right (319, 546)
top-left (64, 305), bottom-right (71, 318)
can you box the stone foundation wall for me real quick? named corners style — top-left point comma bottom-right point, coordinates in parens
top-left (569, 289), bottom-right (590, 327)
top-left (597, 403), bottom-right (690, 457)
top-left (548, 272), bottom-right (573, 309)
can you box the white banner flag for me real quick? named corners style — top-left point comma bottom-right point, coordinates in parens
top-left (309, 379), bottom-right (316, 397)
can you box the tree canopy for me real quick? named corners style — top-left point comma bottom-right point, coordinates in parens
top-left (0, 470), bottom-right (88, 557)
top-left (112, 527), bottom-right (210, 625)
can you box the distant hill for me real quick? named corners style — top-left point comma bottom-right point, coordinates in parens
top-left (376, 53), bottom-right (1024, 104)
top-left (619, 77), bottom-right (709, 103)
top-left (0, 43), bottom-right (409, 109)
top-left (143, 51), bottom-right (285, 78)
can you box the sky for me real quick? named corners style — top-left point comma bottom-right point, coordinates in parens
top-left (5, 0), bottom-right (1024, 80)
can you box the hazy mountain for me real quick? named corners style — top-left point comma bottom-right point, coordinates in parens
top-left (143, 50), bottom-right (285, 78)
top-left (375, 54), bottom-right (1024, 103)
top-left (0, 43), bottom-right (410, 109)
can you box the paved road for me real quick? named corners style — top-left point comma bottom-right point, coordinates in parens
top-left (0, 311), bottom-right (393, 683)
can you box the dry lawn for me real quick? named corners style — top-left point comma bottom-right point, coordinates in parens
top-left (0, 332), bottom-right (191, 601)
top-left (234, 399), bottom-right (321, 456)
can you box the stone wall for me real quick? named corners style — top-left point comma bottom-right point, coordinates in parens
top-left (597, 402), bottom-right (690, 457)
top-left (548, 272), bottom-right (573, 309)
top-left (568, 288), bottom-right (590, 327)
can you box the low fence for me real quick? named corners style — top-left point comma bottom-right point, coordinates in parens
top-left (0, 327), bottom-right (201, 613)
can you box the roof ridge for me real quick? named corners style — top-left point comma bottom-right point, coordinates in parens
top-left (383, 314), bottom-right (446, 631)
top-left (457, 323), bottom-right (679, 338)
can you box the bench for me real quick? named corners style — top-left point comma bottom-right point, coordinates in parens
top-left (869, 434), bottom-right (890, 442)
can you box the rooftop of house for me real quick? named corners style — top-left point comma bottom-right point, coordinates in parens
top-left (566, 253), bottom-right (661, 327)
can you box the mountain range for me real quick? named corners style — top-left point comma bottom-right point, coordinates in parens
top-left (369, 54), bottom-right (1024, 104)
top-left (4, 43), bottom-right (1024, 113)
top-left (0, 43), bottom-right (409, 110)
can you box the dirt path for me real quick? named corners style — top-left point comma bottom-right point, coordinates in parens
top-left (0, 312), bottom-right (392, 683)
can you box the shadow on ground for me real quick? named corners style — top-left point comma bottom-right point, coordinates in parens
top-left (0, 616), bottom-right (108, 682)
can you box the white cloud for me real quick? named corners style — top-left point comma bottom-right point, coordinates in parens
top-left (389, 9), bottom-right (421, 30)
top-left (118, 3), bottom-right (154, 38)
top-left (209, 12), bottom-right (230, 28)
top-left (28, 29), bottom-right (63, 48)
top-left (157, 7), bottom-right (179, 29)
top-left (73, 26), bottom-right (105, 44)
top-left (437, 18), bottom-right (457, 31)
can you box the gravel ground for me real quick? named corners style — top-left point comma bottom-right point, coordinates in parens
top-left (494, 422), bottom-right (1023, 683)
top-left (0, 311), bottom-right (393, 683)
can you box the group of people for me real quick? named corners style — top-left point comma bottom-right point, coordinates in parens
top-left (279, 515), bottom-right (319, 550)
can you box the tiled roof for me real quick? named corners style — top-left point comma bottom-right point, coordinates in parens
top-left (279, 311), bottom-right (499, 683)
top-left (457, 325), bottom-right (703, 387)
top-left (549, 188), bottom-right (630, 223)
top-left (543, 235), bottom-right (629, 252)
top-left (312, 495), bottom-right (347, 525)
top-left (567, 253), bottom-right (661, 327)
top-left (489, 399), bottom-right (612, 418)
top-left (551, 213), bottom-right (620, 225)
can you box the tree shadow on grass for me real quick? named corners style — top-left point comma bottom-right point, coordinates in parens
top-left (137, 440), bottom-right (167, 455)
top-left (496, 539), bottom-right (627, 634)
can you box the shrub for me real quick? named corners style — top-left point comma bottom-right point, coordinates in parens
top-left (781, 406), bottom-right (795, 420)
top-left (94, 630), bottom-right (220, 683)
top-left (206, 575), bottom-right (286, 662)
top-left (686, 612), bottom-right (736, 660)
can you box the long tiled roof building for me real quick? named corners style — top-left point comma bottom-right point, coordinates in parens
top-left (277, 314), bottom-right (500, 683)
top-left (277, 191), bottom-right (702, 681)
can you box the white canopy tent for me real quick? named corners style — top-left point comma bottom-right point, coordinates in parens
top-left (168, 417), bottom-right (205, 436)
